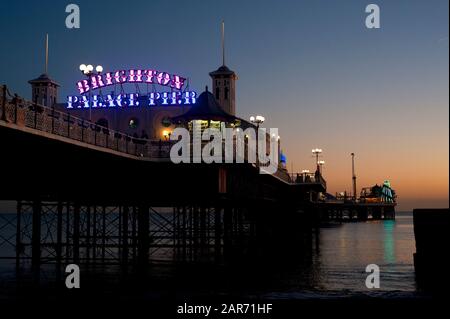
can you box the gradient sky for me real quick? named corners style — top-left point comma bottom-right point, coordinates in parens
top-left (0, 0), bottom-right (448, 211)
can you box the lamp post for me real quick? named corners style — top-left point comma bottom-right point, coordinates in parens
top-left (250, 115), bottom-right (265, 127)
top-left (312, 148), bottom-right (322, 164)
top-left (79, 64), bottom-right (103, 121)
top-left (312, 148), bottom-right (322, 173)
top-left (250, 115), bottom-right (265, 167)
top-left (318, 160), bottom-right (325, 174)
top-left (351, 152), bottom-right (357, 201)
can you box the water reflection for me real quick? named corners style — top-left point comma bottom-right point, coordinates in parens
top-left (0, 212), bottom-right (417, 299)
top-left (383, 220), bottom-right (396, 264)
top-left (314, 212), bottom-right (415, 293)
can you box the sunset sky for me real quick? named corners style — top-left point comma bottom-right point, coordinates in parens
top-left (0, 0), bottom-right (448, 211)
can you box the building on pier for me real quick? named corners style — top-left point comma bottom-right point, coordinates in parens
top-left (27, 53), bottom-right (238, 143)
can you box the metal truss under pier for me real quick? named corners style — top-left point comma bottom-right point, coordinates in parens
top-left (1, 200), bottom-right (311, 273)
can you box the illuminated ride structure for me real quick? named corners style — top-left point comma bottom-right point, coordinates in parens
top-left (316, 179), bottom-right (397, 221)
top-left (360, 181), bottom-right (397, 204)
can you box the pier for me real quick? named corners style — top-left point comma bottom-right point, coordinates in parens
top-left (0, 84), bottom-right (325, 270)
top-left (0, 82), bottom-right (395, 274)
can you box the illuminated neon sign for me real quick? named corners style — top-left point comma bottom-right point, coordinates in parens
top-left (75, 69), bottom-right (187, 94)
top-left (67, 68), bottom-right (197, 109)
top-left (67, 92), bottom-right (197, 109)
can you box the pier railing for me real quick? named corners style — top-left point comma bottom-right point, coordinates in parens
top-left (1, 85), bottom-right (173, 158)
top-left (0, 92), bottom-right (261, 163)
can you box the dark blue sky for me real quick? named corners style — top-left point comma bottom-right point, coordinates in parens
top-left (0, 0), bottom-right (448, 210)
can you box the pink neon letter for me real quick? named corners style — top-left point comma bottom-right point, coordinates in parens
top-left (114, 70), bottom-right (127, 83)
top-left (129, 70), bottom-right (143, 82)
top-left (170, 75), bottom-right (186, 90)
top-left (104, 73), bottom-right (114, 85)
top-left (145, 70), bottom-right (158, 83)
top-left (90, 75), bottom-right (105, 89)
top-left (157, 72), bottom-right (171, 86)
top-left (77, 80), bottom-right (90, 94)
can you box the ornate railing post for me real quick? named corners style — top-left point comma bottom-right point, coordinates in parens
top-left (13, 98), bottom-right (18, 124)
top-left (67, 113), bottom-right (71, 138)
top-left (33, 104), bottom-right (38, 129)
top-left (51, 107), bottom-right (55, 134)
top-left (0, 85), bottom-right (7, 122)
top-left (81, 119), bottom-right (84, 142)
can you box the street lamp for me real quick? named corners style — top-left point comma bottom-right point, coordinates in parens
top-left (250, 115), bottom-right (265, 167)
top-left (312, 148), bottom-right (322, 162)
top-left (250, 115), bottom-right (265, 126)
top-left (79, 63), bottom-right (102, 76)
top-left (312, 148), bottom-right (322, 170)
top-left (79, 63), bottom-right (103, 121)
top-left (318, 160), bottom-right (325, 174)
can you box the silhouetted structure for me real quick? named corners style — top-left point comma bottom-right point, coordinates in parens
top-left (413, 208), bottom-right (450, 291)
